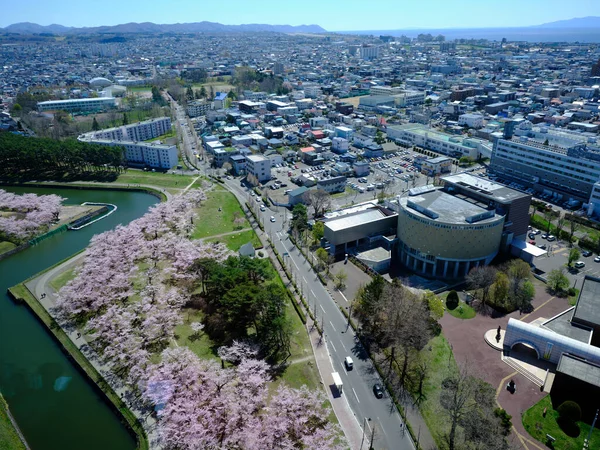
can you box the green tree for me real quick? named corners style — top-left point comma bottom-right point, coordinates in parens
top-left (335, 270), bottom-right (347, 290)
top-left (312, 221), bottom-right (324, 243)
top-left (151, 86), bottom-right (162, 103)
top-left (199, 85), bottom-right (207, 98)
top-left (227, 90), bottom-right (237, 100)
top-left (315, 247), bottom-right (329, 271)
top-left (353, 275), bottom-right (386, 337)
top-left (423, 290), bottom-right (444, 321)
top-left (291, 203), bottom-right (308, 232)
top-left (491, 272), bottom-right (509, 305)
top-left (547, 268), bottom-right (569, 293)
top-left (209, 85), bottom-right (215, 100)
top-left (10, 103), bottom-right (22, 116)
top-left (568, 248), bottom-right (581, 267)
top-left (446, 290), bottom-right (459, 309)
top-left (122, 113), bottom-right (129, 126)
top-left (186, 86), bottom-right (194, 100)
top-left (92, 117), bottom-right (100, 131)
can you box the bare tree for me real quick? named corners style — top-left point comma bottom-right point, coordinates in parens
top-left (304, 189), bottom-right (331, 218)
top-left (543, 209), bottom-right (554, 234)
top-left (465, 266), bottom-right (497, 307)
top-left (567, 216), bottom-right (580, 247)
top-left (555, 212), bottom-right (566, 239)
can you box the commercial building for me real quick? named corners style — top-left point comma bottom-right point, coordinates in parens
top-left (393, 185), bottom-right (505, 279)
top-left (245, 154), bottom-right (271, 183)
top-left (37, 97), bottom-right (117, 113)
top-left (421, 156), bottom-right (452, 176)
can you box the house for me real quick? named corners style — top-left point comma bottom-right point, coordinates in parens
top-left (353, 161), bottom-right (370, 177)
top-left (332, 137), bottom-right (349, 154)
top-left (230, 154), bottom-right (247, 175)
top-left (213, 92), bottom-right (228, 109)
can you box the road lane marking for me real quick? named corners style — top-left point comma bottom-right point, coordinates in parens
top-left (329, 321), bottom-right (337, 332)
top-left (352, 388), bottom-right (360, 403)
top-left (340, 341), bottom-right (347, 351)
top-left (330, 342), bottom-right (337, 353)
top-left (320, 304), bottom-right (326, 313)
top-left (311, 289), bottom-right (316, 298)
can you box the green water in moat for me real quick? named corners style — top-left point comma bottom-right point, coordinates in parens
top-left (0, 186), bottom-right (159, 450)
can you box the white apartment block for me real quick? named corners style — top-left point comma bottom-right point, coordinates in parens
top-left (370, 86), bottom-right (405, 96)
top-left (37, 97), bottom-right (117, 113)
top-left (245, 154), bottom-right (271, 182)
top-left (458, 113), bottom-right (484, 129)
top-left (302, 84), bottom-right (322, 99)
top-left (80, 138), bottom-right (178, 169)
top-left (360, 45), bottom-right (379, 60)
top-left (81, 117), bottom-right (172, 143)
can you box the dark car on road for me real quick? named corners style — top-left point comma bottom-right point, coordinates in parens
top-left (373, 384), bottom-right (384, 399)
top-left (582, 250), bottom-right (593, 257)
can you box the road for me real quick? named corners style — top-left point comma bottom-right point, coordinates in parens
top-left (224, 178), bottom-right (415, 450)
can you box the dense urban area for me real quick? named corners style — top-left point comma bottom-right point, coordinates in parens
top-left (2, 19), bottom-right (600, 450)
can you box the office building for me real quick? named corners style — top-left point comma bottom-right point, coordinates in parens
top-left (79, 138), bottom-right (177, 169)
top-left (187, 100), bottom-right (211, 117)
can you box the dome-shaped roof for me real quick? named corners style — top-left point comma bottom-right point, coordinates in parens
top-left (89, 77), bottom-right (112, 88)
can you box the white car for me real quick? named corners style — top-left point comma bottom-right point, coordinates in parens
top-left (575, 261), bottom-right (585, 269)
top-left (260, 205), bottom-right (266, 212)
top-left (344, 356), bottom-right (354, 370)
top-left (270, 216), bottom-right (276, 222)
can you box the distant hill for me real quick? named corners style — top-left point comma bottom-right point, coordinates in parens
top-left (535, 16), bottom-right (600, 28)
top-left (1, 21), bottom-right (327, 35)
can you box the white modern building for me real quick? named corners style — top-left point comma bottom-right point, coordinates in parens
top-left (37, 97), bottom-right (117, 113)
top-left (458, 113), bottom-right (484, 129)
top-left (392, 90), bottom-right (426, 107)
top-left (245, 154), bottom-right (271, 183)
top-left (370, 86), bottom-right (405, 96)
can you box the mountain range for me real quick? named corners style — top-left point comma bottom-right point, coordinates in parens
top-left (0, 21), bottom-right (327, 35)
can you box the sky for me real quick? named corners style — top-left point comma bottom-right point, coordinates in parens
top-left (2, 0), bottom-right (600, 31)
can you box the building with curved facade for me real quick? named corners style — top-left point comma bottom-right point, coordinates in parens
top-left (394, 185), bottom-right (505, 278)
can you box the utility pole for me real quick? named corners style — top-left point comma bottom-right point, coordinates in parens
top-left (584, 409), bottom-right (598, 449)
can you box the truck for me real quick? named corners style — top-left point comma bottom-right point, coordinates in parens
top-left (332, 372), bottom-right (343, 395)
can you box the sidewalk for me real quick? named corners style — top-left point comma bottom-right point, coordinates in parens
top-left (322, 265), bottom-right (437, 450)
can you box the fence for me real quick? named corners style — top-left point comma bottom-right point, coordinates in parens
top-left (28, 224), bottom-right (68, 245)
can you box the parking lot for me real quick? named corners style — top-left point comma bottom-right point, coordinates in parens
top-left (265, 148), bottom-right (486, 208)
top-left (530, 229), bottom-right (600, 286)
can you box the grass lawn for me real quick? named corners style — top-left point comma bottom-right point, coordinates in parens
top-left (49, 268), bottom-right (76, 291)
top-left (147, 128), bottom-right (176, 142)
top-left (412, 334), bottom-right (458, 447)
top-left (174, 308), bottom-right (219, 361)
top-left (206, 229), bottom-right (262, 251)
top-left (523, 395), bottom-right (600, 449)
top-left (0, 241), bottom-right (16, 256)
top-left (569, 288), bottom-right (580, 306)
top-left (0, 393), bottom-right (26, 450)
top-left (191, 190), bottom-right (250, 239)
top-left (126, 86), bottom-right (152, 92)
top-left (446, 300), bottom-right (476, 319)
top-left (116, 170), bottom-right (195, 190)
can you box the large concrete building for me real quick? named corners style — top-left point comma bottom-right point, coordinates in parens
top-left (245, 154), bottom-right (271, 183)
top-left (37, 97), bottom-right (117, 113)
top-left (83, 117), bottom-right (172, 142)
top-left (393, 185), bottom-right (505, 278)
top-left (490, 135), bottom-right (600, 203)
top-left (80, 138), bottom-right (177, 169)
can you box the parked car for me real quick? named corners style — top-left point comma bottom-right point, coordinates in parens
top-left (541, 233), bottom-right (549, 239)
top-left (582, 250), bottom-right (593, 257)
top-left (528, 233), bottom-right (536, 239)
top-left (372, 384), bottom-right (384, 398)
top-left (594, 256), bottom-right (600, 263)
top-left (575, 261), bottom-right (585, 269)
top-left (270, 216), bottom-right (276, 222)
top-left (547, 235), bottom-right (556, 242)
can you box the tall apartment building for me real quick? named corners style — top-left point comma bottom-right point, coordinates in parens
top-left (187, 100), bottom-right (211, 117)
top-left (37, 97), bottom-right (117, 113)
top-left (490, 136), bottom-right (600, 203)
top-left (79, 138), bottom-right (178, 169)
top-left (82, 117), bottom-right (172, 142)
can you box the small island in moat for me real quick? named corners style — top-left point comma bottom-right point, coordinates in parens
top-left (0, 188), bottom-right (106, 259)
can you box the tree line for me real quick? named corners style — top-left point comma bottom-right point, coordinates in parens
top-left (0, 132), bottom-right (124, 177)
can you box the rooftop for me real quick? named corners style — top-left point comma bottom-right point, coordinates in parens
top-left (573, 275), bottom-right (600, 327)
top-left (542, 308), bottom-right (593, 344)
top-left (401, 189), bottom-right (500, 225)
top-left (325, 208), bottom-right (387, 232)
top-left (557, 354), bottom-right (600, 388)
top-left (443, 173), bottom-right (530, 202)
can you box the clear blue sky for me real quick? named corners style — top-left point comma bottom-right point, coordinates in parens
top-left (2, 0), bottom-right (600, 31)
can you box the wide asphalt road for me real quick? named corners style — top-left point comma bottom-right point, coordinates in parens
top-left (225, 179), bottom-right (415, 450)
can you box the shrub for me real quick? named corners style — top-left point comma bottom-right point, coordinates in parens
top-left (494, 408), bottom-right (512, 435)
top-left (446, 290), bottom-right (459, 310)
top-left (557, 401), bottom-right (582, 423)
top-left (567, 287), bottom-right (576, 297)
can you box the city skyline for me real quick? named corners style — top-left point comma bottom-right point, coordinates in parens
top-left (2, 0), bottom-right (600, 31)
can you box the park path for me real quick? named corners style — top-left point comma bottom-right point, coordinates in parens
top-left (199, 227), bottom-right (253, 240)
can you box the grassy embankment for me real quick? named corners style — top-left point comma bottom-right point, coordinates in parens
top-left (0, 392), bottom-right (26, 450)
